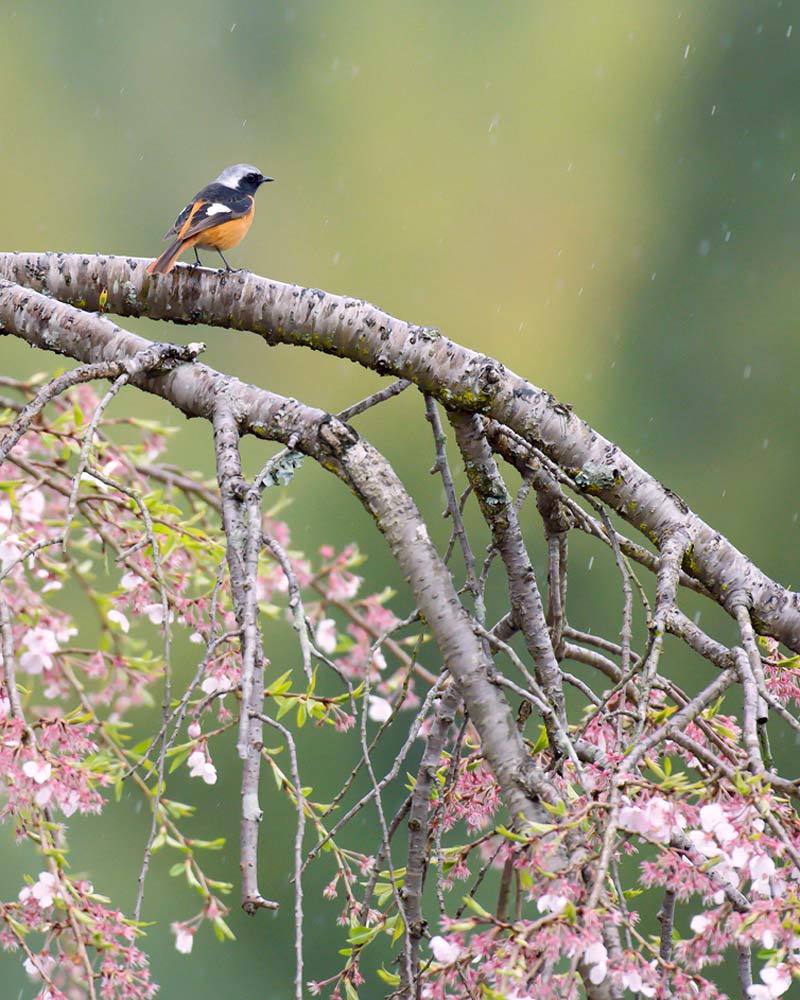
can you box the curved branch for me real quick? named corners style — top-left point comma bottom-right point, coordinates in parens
top-left (1, 252), bottom-right (796, 650)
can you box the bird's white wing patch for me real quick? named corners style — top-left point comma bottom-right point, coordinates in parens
top-left (206, 203), bottom-right (232, 216)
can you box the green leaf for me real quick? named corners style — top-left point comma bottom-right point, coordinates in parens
top-left (213, 916), bottom-right (236, 942)
top-left (265, 670), bottom-right (293, 696)
top-left (495, 825), bottom-right (527, 843)
top-left (377, 968), bottom-right (400, 987)
top-left (190, 838), bottom-right (226, 851)
top-left (461, 895), bottom-right (492, 919)
top-left (169, 749), bottom-right (191, 774)
top-left (347, 925), bottom-right (379, 946)
top-left (344, 980), bottom-right (359, 1000)
top-left (531, 725), bottom-right (549, 754)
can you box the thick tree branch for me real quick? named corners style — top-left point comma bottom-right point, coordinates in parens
top-left (1, 253), bottom-right (795, 650)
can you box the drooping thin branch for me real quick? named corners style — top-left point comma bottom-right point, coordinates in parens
top-left (424, 395), bottom-right (481, 606)
top-left (598, 507), bottom-right (634, 677)
top-left (257, 713), bottom-right (306, 1000)
top-left (403, 683), bottom-right (461, 997)
top-left (657, 889), bottom-right (676, 963)
top-left (0, 594), bottom-right (30, 732)
top-left (213, 403), bottom-right (277, 914)
top-left (449, 410), bottom-right (566, 727)
top-left (261, 533), bottom-right (314, 683)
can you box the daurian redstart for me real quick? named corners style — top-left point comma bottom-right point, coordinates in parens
top-left (147, 163), bottom-right (273, 275)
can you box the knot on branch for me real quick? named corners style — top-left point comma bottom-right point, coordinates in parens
top-left (726, 586), bottom-right (752, 612)
top-left (125, 341), bottom-right (205, 377)
top-left (316, 416), bottom-right (359, 455)
top-left (574, 461), bottom-right (624, 493)
top-left (512, 759), bottom-right (543, 803)
top-left (407, 918), bottom-right (428, 940)
top-left (241, 894), bottom-right (280, 916)
top-left (535, 489), bottom-right (573, 535)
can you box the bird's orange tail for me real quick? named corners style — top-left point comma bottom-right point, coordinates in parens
top-left (146, 238), bottom-right (186, 275)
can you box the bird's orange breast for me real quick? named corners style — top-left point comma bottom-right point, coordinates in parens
top-left (193, 201), bottom-right (256, 251)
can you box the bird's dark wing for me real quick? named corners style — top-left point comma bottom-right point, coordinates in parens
top-left (178, 193), bottom-right (254, 242)
top-left (163, 201), bottom-right (194, 240)
top-left (162, 182), bottom-right (239, 240)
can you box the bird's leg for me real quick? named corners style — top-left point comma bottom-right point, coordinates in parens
top-left (217, 249), bottom-right (234, 272)
top-left (192, 248), bottom-right (203, 268)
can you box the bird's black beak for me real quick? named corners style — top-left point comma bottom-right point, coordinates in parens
top-left (260, 176), bottom-right (275, 185)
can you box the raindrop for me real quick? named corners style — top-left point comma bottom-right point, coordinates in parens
top-left (762, 438), bottom-right (770, 449)
top-left (792, 172), bottom-right (797, 182)
top-left (230, 21), bottom-right (237, 31)
top-left (794, 512), bottom-right (799, 523)
top-left (698, 239), bottom-right (711, 256)
top-left (242, 119), bottom-right (248, 128)
top-left (788, 25), bottom-right (793, 38)
top-left (588, 556), bottom-right (595, 571)
top-left (711, 104), bottom-right (716, 116)
top-left (651, 272), bottom-right (657, 281)
top-left (332, 252), bottom-right (341, 265)
top-left (724, 230), bottom-right (732, 242)
top-left (488, 114), bottom-right (500, 133)
top-left (722, 490), bottom-right (726, 498)
top-left (683, 43), bottom-right (691, 59)
top-left (578, 287), bottom-right (584, 296)
top-left (743, 365), bottom-right (752, 379)
top-left (693, 611), bottom-right (702, 625)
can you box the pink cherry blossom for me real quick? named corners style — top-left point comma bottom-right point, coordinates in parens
top-left (22, 758), bottom-right (52, 784)
top-left (315, 618), bottom-right (338, 654)
top-left (430, 935), bottom-right (461, 964)
top-left (367, 695), bottom-right (392, 722)
top-left (188, 750), bottom-right (218, 785)
top-left (143, 602), bottom-right (174, 625)
top-left (748, 963), bottom-right (792, 999)
top-left (619, 795), bottom-right (683, 843)
top-left (171, 922), bottom-right (195, 955)
top-left (537, 893), bottom-right (569, 915)
top-left (620, 969), bottom-right (655, 997)
top-left (19, 627), bottom-right (59, 674)
top-left (750, 854), bottom-right (776, 895)
top-left (583, 941), bottom-right (608, 985)
top-left (107, 609), bottom-right (130, 633)
top-left (19, 871), bottom-right (60, 909)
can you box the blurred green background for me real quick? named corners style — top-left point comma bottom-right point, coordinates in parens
top-left (2, 1), bottom-right (800, 996)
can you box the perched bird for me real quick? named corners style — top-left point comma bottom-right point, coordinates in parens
top-left (146, 163), bottom-right (274, 275)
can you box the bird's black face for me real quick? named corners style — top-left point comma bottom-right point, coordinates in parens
top-left (240, 170), bottom-right (274, 194)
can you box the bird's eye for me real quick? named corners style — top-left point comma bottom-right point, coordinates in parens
top-left (248, 173), bottom-right (260, 183)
